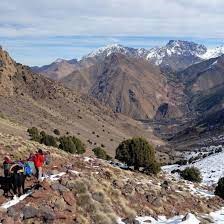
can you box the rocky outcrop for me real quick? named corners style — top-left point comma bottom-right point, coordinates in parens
top-left (0, 47), bottom-right (17, 96)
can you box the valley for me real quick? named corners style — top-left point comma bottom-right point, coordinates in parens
top-left (1, 39), bottom-right (224, 223)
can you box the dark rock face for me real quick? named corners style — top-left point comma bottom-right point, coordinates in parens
top-left (155, 103), bottom-right (169, 119)
top-left (22, 206), bottom-right (38, 219)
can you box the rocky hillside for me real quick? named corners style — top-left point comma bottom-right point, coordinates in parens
top-left (32, 40), bottom-right (224, 122)
top-left (0, 47), bottom-right (165, 156)
top-left (0, 132), bottom-right (223, 224)
top-left (32, 59), bottom-right (79, 80)
top-left (62, 53), bottom-right (185, 120)
top-left (156, 54), bottom-right (224, 150)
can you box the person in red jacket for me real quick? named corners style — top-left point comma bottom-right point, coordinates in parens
top-left (33, 149), bottom-right (45, 182)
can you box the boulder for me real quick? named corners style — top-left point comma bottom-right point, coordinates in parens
top-left (39, 206), bottom-right (56, 221)
top-left (22, 206), bottom-right (38, 219)
top-left (62, 191), bottom-right (76, 206)
top-left (51, 183), bottom-right (68, 193)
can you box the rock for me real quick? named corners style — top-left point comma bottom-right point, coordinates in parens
top-left (39, 206), bottom-right (56, 221)
top-left (62, 191), bottom-right (76, 206)
top-left (7, 207), bottom-right (17, 218)
top-left (31, 191), bottom-right (46, 199)
top-left (123, 184), bottom-right (134, 196)
top-left (145, 194), bottom-right (155, 203)
top-left (152, 197), bottom-right (163, 207)
top-left (22, 206), bottom-right (38, 219)
top-left (41, 180), bottom-right (51, 191)
top-left (54, 197), bottom-right (67, 211)
top-left (112, 180), bottom-right (124, 189)
top-left (51, 183), bottom-right (68, 193)
top-left (122, 218), bottom-right (140, 224)
top-left (92, 192), bottom-right (105, 203)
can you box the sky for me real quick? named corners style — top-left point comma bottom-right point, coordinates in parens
top-left (0, 0), bottom-right (224, 66)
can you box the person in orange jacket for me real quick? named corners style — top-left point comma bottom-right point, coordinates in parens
top-left (33, 149), bottom-right (45, 181)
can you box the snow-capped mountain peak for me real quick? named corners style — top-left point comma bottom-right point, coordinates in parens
top-left (83, 44), bottom-right (149, 60)
top-left (54, 58), bottom-right (65, 64)
top-left (82, 40), bottom-right (224, 69)
top-left (200, 45), bottom-right (224, 60)
top-left (84, 44), bottom-right (129, 58)
top-left (146, 40), bottom-right (207, 66)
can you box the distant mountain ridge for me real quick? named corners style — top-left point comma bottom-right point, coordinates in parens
top-left (32, 40), bottom-right (224, 81)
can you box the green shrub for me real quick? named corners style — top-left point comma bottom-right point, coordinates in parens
top-left (92, 147), bottom-right (111, 160)
top-left (41, 134), bottom-right (57, 147)
top-left (53, 129), bottom-right (60, 136)
top-left (59, 136), bottom-right (85, 154)
top-left (115, 137), bottom-right (160, 172)
top-left (40, 131), bottom-right (46, 137)
top-left (215, 177), bottom-right (224, 199)
top-left (144, 162), bottom-right (161, 175)
top-left (27, 127), bottom-right (41, 143)
top-left (180, 167), bottom-right (202, 183)
top-left (27, 127), bottom-right (39, 137)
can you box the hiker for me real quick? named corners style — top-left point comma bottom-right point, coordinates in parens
top-left (3, 156), bottom-right (13, 177)
top-left (28, 152), bottom-right (35, 161)
top-left (33, 149), bottom-right (45, 182)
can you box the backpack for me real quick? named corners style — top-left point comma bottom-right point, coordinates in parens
top-left (24, 162), bottom-right (32, 176)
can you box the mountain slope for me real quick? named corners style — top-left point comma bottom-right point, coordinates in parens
top-left (0, 47), bottom-right (165, 155)
top-left (32, 58), bottom-right (79, 80)
top-left (62, 53), bottom-right (185, 120)
top-left (0, 132), bottom-right (223, 223)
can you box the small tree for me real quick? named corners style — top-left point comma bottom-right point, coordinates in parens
top-left (92, 147), bottom-right (111, 160)
top-left (54, 129), bottom-right (60, 136)
top-left (115, 137), bottom-right (159, 172)
top-left (59, 136), bottom-right (76, 153)
top-left (41, 134), bottom-right (57, 147)
top-left (27, 127), bottom-right (41, 143)
top-left (144, 162), bottom-right (161, 175)
top-left (40, 131), bottom-right (46, 137)
top-left (59, 136), bottom-right (86, 154)
top-left (215, 177), bottom-right (224, 199)
top-left (180, 167), bottom-right (202, 183)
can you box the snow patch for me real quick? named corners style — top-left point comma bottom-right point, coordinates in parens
top-left (1, 192), bottom-right (32, 209)
top-left (118, 213), bottom-right (200, 224)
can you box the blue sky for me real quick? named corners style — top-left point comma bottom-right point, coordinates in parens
top-left (0, 0), bottom-right (224, 66)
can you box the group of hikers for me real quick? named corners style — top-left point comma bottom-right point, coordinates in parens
top-left (1, 149), bottom-right (51, 196)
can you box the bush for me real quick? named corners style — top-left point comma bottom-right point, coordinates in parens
top-left (144, 162), bottom-right (161, 175)
top-left (215, 177), bottom-right (224, 199)
top-left (115, 137), bottom-right (160, 172)
top-left (92, 147), bottom-right (111, 160)
top-left (27, 127), bottom-right (39, 137)
top-left (53, 129), bottom-right (60, 136)
top-left (27, 127), bottom-right (41, 142)
top-left (180, 167), bottom-right (202, 183)
top-left (40, 131), bottom-right (46, 137)
top-left (59, 136), bottom-right (86, 154)
top-left (41, 134), bottom-right (57, 147)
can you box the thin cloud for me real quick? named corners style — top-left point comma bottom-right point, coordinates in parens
top-left (0, 0), bottom-right (223, 37)
top-left (0, 0), bottom-right (223, 65)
